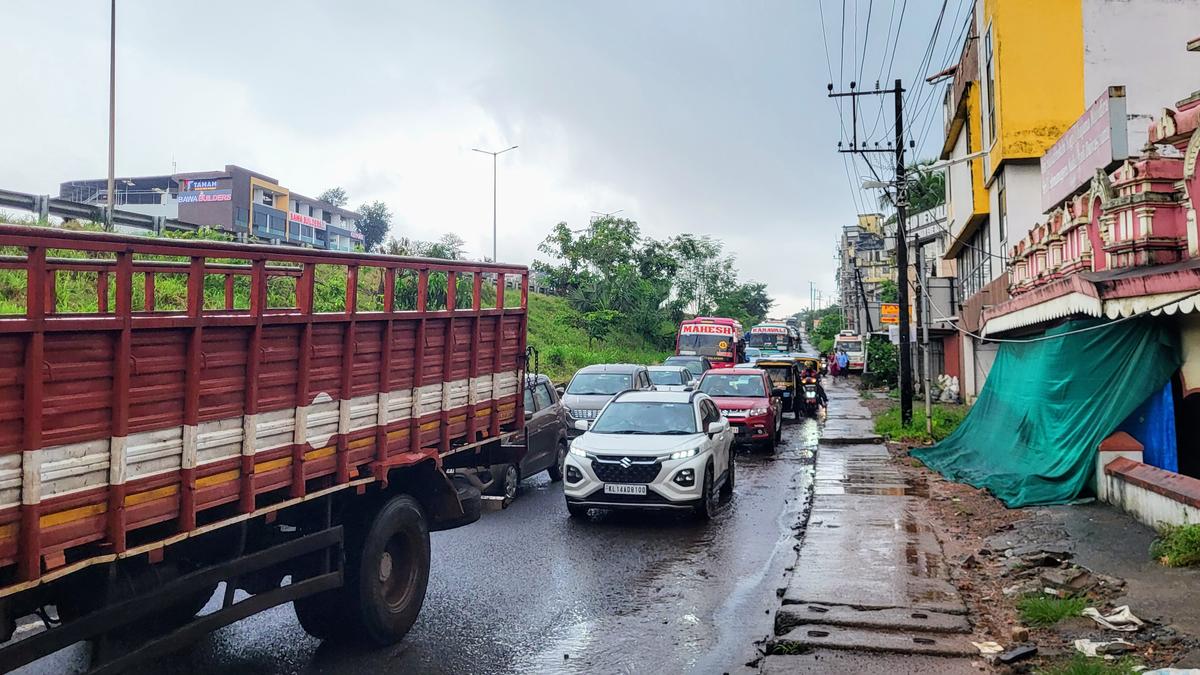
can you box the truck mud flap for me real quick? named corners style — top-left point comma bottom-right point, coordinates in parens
top-left (0, 528), bottom-right (343, 674)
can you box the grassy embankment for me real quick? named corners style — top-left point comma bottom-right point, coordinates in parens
top-left (526, 292), bottom-right (671, 382)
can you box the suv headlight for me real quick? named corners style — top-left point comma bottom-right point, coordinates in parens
top-left (747, 407), bottom-right (769, 417)
top-left (570, 444), bottom-right (587, 458)
top-left (669, 447), bottom-right (701, 460)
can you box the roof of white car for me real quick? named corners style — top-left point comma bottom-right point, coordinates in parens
top-left (647, 365), bottom-right (689, 372)
top-left (613, 390), bottom-right (697, 404)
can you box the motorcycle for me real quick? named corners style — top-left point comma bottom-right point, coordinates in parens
top-left (798, 377), bottom-right (822, 418)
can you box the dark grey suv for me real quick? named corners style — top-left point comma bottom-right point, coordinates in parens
top-left (560, 364), bottom-right (655, 438)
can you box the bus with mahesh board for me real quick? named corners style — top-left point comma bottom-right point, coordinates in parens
top-left (675, 317), bottom-right (744, 369)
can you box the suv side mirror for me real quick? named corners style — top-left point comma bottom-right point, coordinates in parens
top-left (524, 410), bottom-right (534, 421)
top-left (555, 386), bottom-right (565, 397)
top-left (706, 419), bottom-right (729, 436)
top-left (574, 419), bottom-right (591, 432)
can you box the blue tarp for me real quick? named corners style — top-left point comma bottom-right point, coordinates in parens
top-left (1117, 381), bottom-right (1178, 473)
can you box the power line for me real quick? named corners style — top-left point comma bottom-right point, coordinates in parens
top-left (857, 0), bottom-right (875, 86)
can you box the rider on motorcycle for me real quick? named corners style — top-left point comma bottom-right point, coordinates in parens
top-left (802, 365), bottom-right (828, 408)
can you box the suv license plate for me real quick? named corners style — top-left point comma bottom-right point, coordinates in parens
top-left (604, 484), bottom-right (647, 496)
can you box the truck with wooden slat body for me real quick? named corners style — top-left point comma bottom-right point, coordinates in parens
top-left (0, 225), bottom-right (529, 671)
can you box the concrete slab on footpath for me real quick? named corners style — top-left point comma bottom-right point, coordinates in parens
top-left (775, 603), bottom-right (971, 634)
top-left (783, 493), bottom-right (966, 615)
top-left (762, 650), bottom-right (985, 675)
top-left (772, 623), bottom-right (977, 657)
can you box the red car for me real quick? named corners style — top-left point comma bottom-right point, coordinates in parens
top-left (697, 367), bottom-right (783, 452)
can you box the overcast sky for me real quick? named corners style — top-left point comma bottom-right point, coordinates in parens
top-left (4, 1), bottom-right (963, 315)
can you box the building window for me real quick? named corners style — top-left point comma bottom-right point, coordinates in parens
top-left (323, 211), bottom-right (332, 224)
top-left (307, 205), bottom-right (314, 217)
top-left (996, 171), bottom-right (1008, 266)
top-left (261, 192), bottom-right (274, 207)
top-left (985, 27), bottom-right (996, 146)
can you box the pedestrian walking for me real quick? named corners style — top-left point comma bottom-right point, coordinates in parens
top-left (827, 351), bottom-right (840, 379)
top-left (835, 350), bottom-right (849, 380)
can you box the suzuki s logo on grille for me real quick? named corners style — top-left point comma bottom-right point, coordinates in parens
top-left (619, 457), bottom-right (633, 468)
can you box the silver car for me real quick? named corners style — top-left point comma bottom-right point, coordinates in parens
top-left (561, 364), bottom-right (654, 438)
top-left (646, 365), bottom-right (697, 392)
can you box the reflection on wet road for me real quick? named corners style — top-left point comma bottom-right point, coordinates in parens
top-left (22, 418), bottom-right (820, 675)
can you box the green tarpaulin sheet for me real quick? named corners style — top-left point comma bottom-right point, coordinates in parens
top-left (912, 319), bottom-right (1180, 507)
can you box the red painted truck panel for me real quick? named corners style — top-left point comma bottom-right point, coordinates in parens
top-left (0, 226), bottom-right (528, 589)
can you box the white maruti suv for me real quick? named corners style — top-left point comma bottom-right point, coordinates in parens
top-left (562, 389), bottom-right (735, 519)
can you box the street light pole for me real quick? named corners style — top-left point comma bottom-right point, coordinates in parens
top-left (472, 145), bottom-right (518, 262)
top-left (106, 0), bottom-right (116, 229)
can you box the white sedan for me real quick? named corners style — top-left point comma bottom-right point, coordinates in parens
top-left (563, 390), bottom-right (734, 519)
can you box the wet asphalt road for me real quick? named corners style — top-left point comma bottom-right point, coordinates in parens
top-left (22, 418), bottom-right (818, 675)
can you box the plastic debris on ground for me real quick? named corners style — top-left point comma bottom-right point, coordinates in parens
top-left (1083, 606), bottom-right (1145, 632)
top-left (1074, 638), bottom-right (1135, 657)
top-left (972, 641), bottom-right (1004, 656)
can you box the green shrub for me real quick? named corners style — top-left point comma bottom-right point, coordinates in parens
top-left (1016, 594), bottom-right (1086, 627)
top-left (1150, 523), bottom-right (1200, 567)
top-left (862, 334), bottom-right (898, 388)
top-left (874, 404), bottom-right (967, 444)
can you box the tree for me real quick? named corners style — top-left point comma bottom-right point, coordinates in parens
top-left (877, 279), bottom-right (899, 303)
top-left (424, 233), bottom-right (466, 260)
top-left (880, 159), bottom-right (946, 214)
top-left (355, 200), bottom-right (391, 251)
top-left (580, 309), bottom-right (621, 348)
top-left (318, 187), bottom-right (349, 208)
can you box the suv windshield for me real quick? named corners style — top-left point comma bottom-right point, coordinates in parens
top-left (747, 333), bottom-right (789, 349)
top-left (590, 402), bottom-right (697, 435)
top-left (700, 374), bottom-right (766, 398)
top-left (835, 340), bottom-right (860, 352)
top-left (649, 370), bottom-right (685, 385)
top-left (566, 373), bottom-right (632, 396)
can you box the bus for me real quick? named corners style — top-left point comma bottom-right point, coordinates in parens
top-left (835, 330), bottom-right (867, 372)
top-left (746, 322), bottom-right (794, 355)
top-left (676, 316), bottom-right (744, 368)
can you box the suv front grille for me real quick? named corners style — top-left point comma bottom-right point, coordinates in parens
top-left (591, 456), bottom-right (662, 483)
top-left (570, 408), bottom-right (599, 420)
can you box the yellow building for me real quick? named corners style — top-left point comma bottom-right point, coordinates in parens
top-left (939, 0), bottom-right (1200, 401)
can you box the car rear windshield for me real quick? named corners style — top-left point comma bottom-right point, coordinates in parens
top-left (761, 366), bottom-right (793, 387)
top-left (566, 373), bottom-right (632, 396)
top-left (666, 357), bottom-right (704, 372)
top-left (590, 402), bottom-right (697, 435)
top-left (649, 370), bottom-right (685, 385)
top-left (699, 374), bottom-right (766, 398)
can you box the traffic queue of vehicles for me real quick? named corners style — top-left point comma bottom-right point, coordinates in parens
top-left (553, 316), bottom-right (833, 518)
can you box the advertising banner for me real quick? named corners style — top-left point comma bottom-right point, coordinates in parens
top-left (680, 323), bottom-right (734, 335)
top-left (880, 303), bottom-right (899, 325)
top-left (288, 211), bottom-right (326, 230)
top-left (1040, 87), bottom-right (1129, 212)
top-left (177, 189), bottom-right (232, 204)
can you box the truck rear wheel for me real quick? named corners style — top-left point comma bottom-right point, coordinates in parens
top-left (353, 494), bottom-right (431, 646)
top-left (294, 494), bottom-right (430, 645)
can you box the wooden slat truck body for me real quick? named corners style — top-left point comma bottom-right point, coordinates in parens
top-left (0, 226), bottom-right (528, 671)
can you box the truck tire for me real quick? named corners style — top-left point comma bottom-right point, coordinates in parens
top-left (352, 494), bottom-right (431, 646)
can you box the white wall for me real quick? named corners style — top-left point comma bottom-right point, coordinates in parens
top-left (990, 163), bottom-right (1042, 265)
top-left (1084, 0), bottom-right (1200, 117)
top-left (1105, 473), bottom-right (1200, 529)
top-left (946, 127), bottom-right (974, 242)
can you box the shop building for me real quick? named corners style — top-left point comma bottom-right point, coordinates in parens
top-left (937, 0), bottom-right (1200, 402)
top-left (58, 165), bottom-right (363, 251)
top-left (961, 41), bottom-right (1200, 525)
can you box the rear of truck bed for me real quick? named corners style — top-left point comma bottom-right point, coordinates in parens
top-left (0, 225), bottom-right (528, 671)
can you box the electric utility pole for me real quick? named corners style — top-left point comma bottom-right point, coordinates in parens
top-left (829, 78), bottom-right (913, 425)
